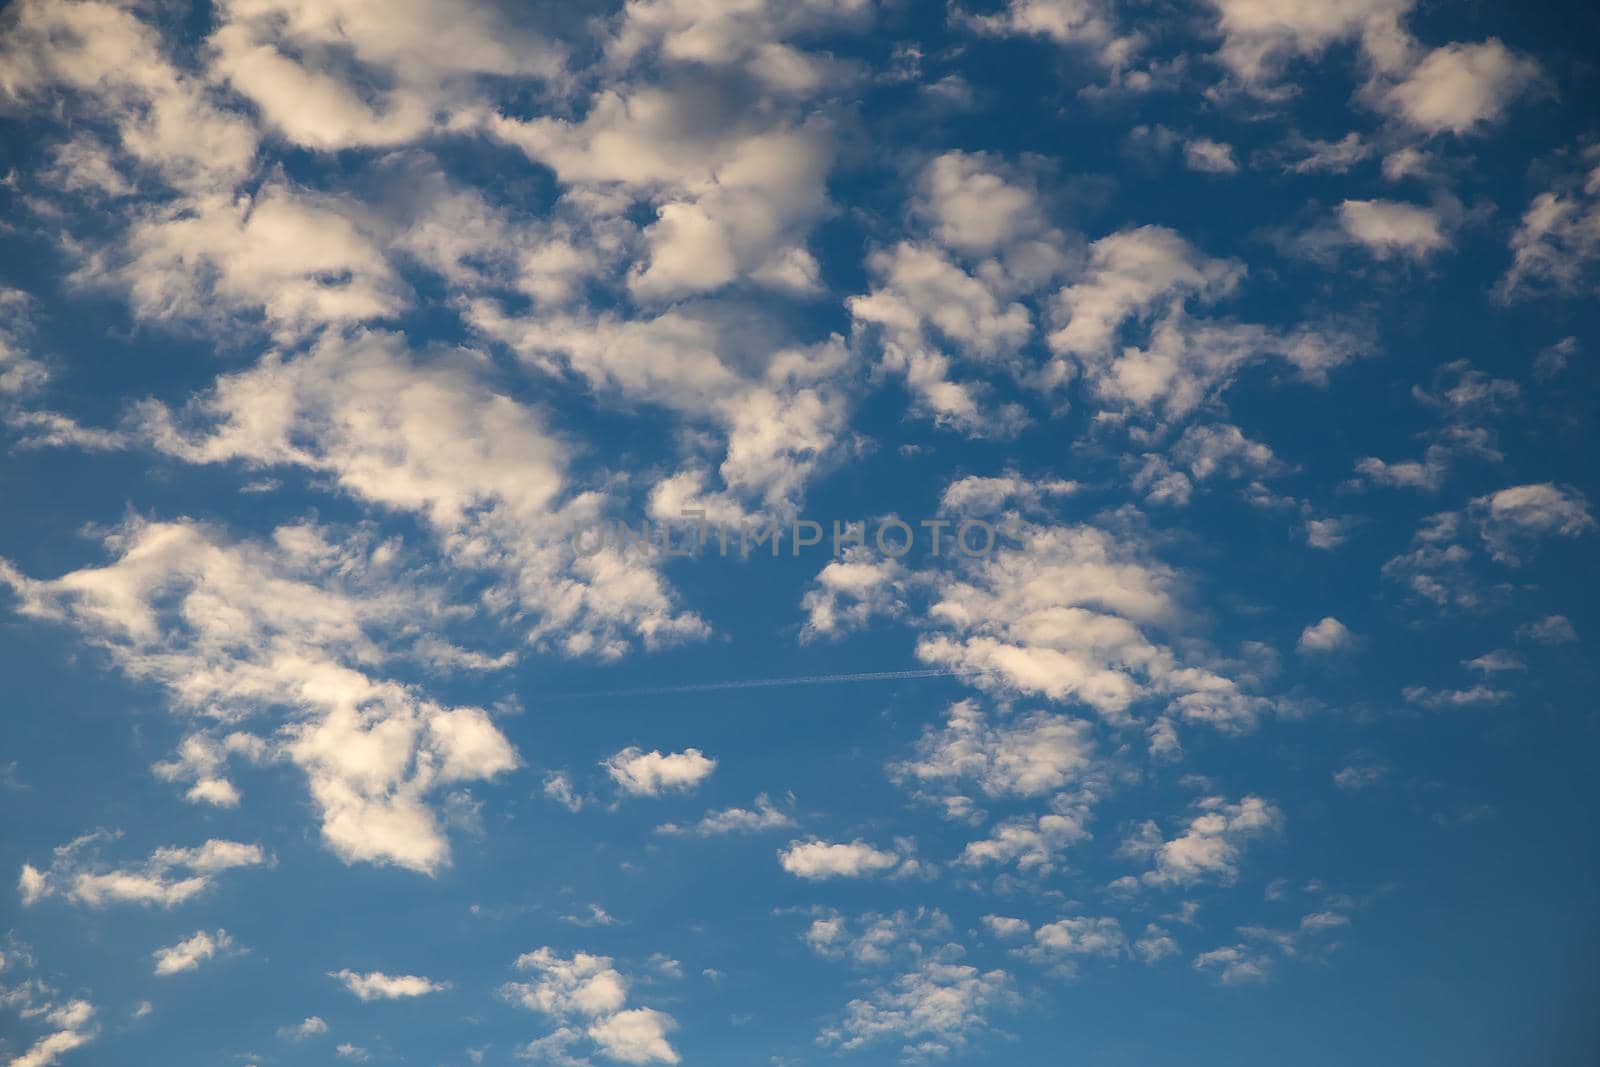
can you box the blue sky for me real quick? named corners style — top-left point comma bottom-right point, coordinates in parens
top-left (1, 0), bottom-right (1598, 1065)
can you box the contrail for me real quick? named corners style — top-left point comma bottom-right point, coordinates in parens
top-left (539, 666), bottom-right (990, 701)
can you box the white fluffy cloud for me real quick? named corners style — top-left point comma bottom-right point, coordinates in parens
top-left (819, 957), bottom-right (1014, 1058)
top-left (332, 969), bottom-right (448, 1001)
top-left (19, 833), bottom-right (265, 908)
top-left (1378, 40), bottom-right (1541, 135)
top-left (1045, 226), bottom-right (1361, 419)
top-left (1298, 617), bottom-right (1353, 653)
top-left (0, 519), bottom-right (519, 874)
top-left (913, 522), bottom-right (1270, 731)
top-left (153, 930), bottom-right (235, 976)
top-left (1470, 483), bottom-right (1595, 565)
top-left (604, 747), bottom-right (717, 796)
top-left (502, 948), bottom-right (679, 1065)
top-left (1337, 199), bottom-right (1449, 259)
top-left (1205, 0), bottom-right (1413, 85)
top-left (778, 839), bottom-right (905, 880)
top-left (1129, 796), bottom-right (1283, 887)
top-left (891, 700), bottom-right (1097, 803)
top-left (139, 331), bottom-right (705, 658)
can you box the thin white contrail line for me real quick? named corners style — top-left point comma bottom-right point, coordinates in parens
top-left (541, 667), bottom-right (991, 701)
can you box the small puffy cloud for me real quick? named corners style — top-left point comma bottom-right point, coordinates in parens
top-left (1305, 517), bottom-right (1354, 550)
top-left (656, 794), bottom-right (796, 836)
top-left (331, 969), bottom-right (448, 1001)
top-left (1470, 483), bottom-right (1595, 564)
top-left (891, 701), bottom-right (1097, 802)
top-left (914, 522), bottom-right (1271, 732)
top-left (818, 957), bottom-right (1014, 1059)
top-left (153, 929), bottom-right (234, 976)
top-left (802, 909), bottom-right (952, 966)
top-left (1183, 138), bottom-right (1239, 175)
top-left (1463, 650), bottom-right (1524, 674)
top-left (587, 1008), bottom-right (680, 1065)
top-left (502, 948), bottom-right (679, 1065)
top-left (335, 1044), bottom-right (371, 1061)
top-left (1134, 925), bottom-right (1180, 963)
top-left (1027, 916), bottom-right (1127, 966)
top-left (1337, 200), bottom-right (1449, 260)
top-left (603, 747), bottom-right (717, 796)
top-left (778, 839), bottom-right (904, 880)
top-left (1519, 615), bottom-right (1577, 646)
top-left (1380, 40), bottom-right (1541, 135)
top-left (544, 771), bottom-right (586, 813)
top-left (981, 915), bottom-right (1031, 939)
top-left (800, 552), bottom-right (908, 640)
top-left (963, 0), bottom-right (1139, 69)
top-left (1132, 796), bottom-right (1283, 887)
top-left (959, 805), bottom-right (1092, 874)
top-left (939, 472), bottom-right (1079, 516)
top-left (279, 1016), bottom-right (329, 1040)
top-left (1205, 0), bottom-right (1413, 86)
top-left (1297, 617), bottom-right (1353, 654)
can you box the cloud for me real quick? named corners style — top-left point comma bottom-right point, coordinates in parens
top-left (1463, 650), bottom-right (1524, 675)
top-left (913, 521), bottom-right (1271, 730)
top-left (1297, 617), bottom-right (1353, 654)
top-left (1519, 615), bottom-right (1577, 646)
top-left (802, 909), bottom-right (952, 966)
top-left (1130, 796), bottom-right (1283, 887)
top-left (1026, 916), bottom-right (1127, 965)
top-left (1470, 483), bottom-right (1595, 564)
top-left (800, 551), bottom-right (909, 640)
top-left (1336, 199), bottom-right (1449, 259)
top-left (959, 802), bottom-right (1093, 874)
top-left (331, 969), bottom-right (448, 1001)
top-left (0, 951), bottom-right (99, 1067)
top-left (1269, 133), bottom-right (1372, 175)
top-left (778, 839), bottom-right (904, 880)
top-left (603, 747), bottom-right (716, 796)
top-left (544, 771), bottom-right (586, 814)
top-left (153, 929), bottom-right (235, 976)
top-left (1378, 40), bottom-right (1541, 135)
top-left (1184, 138), bottom-right (1239, 175)
top-left (0, 519), bottom-right (519, 874)
top-left (1401, 685), bottom-right (1510, 709)
top-left (962, 0), bottom-right (1139, 69)
top-left (891, 700), bottom-right (1097, 805)
top-left (1192, 944), bottom-right (1272, 983)
top-left (849, 241), bottom-right (1034, 436)
top-left (18, 833), bottom-right (265, 908)
top-left (1204, 0), bottom-right (1413, 86)
top-left (819, 957), bottom-right (1014, 1059)
top-left (1333, 763), bottom-right (1387, 790)
top-left (207, 0), bottom-right (563, 151)
top-left (1496, 146), bottom-right (1600, 302)
top-left (1044, 226), bottom-right (1362, 419)
top-left (279, 1016), bottom-right (329, 1040)
top-left (139, 330), bottom-right (705, 657)
top-left (502, 948), bottom-right (679, 1065)
top-left (1134, 925), bottom-right (1181, 963)
top-left (656, 794), bottom-right (796, 836)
